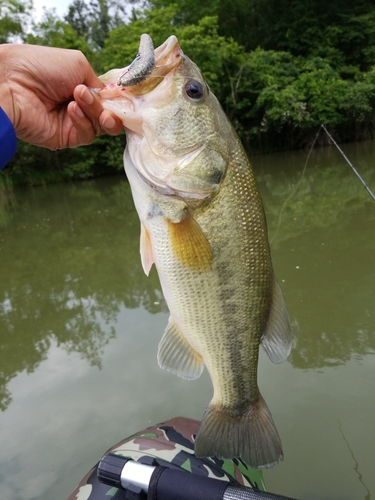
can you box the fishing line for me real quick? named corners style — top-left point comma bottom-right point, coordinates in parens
top-left (270, 124), bottom-right (375, 244)
top-left (270, 127), bottom-right (321, 244)
top-left (337, 420), bottom-right (370, 500)
top-left (321, 124), bottom-right (375, 202)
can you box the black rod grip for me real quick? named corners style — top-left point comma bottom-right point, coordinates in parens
top-left (97, 454), bottom-right (129, 488)
top-left (148, 466), bottom-right (228, 500)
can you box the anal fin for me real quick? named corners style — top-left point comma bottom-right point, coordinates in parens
top-left (157, 317), bottom-right (204, 380)
top-left (261, 277), bottom-right (292, 364)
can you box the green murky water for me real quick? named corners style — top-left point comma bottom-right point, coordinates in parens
top-left (1, 139), bottom-right (375, 500)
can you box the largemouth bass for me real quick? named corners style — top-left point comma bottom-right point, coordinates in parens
top-left (95, 34), bottom-right (292, 469)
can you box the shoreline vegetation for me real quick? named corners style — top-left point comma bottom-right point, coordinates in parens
top-left (2, 0), bottom-right (375, 185)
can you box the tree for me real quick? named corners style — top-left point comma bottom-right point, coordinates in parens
top-left (0, 0), bottom-right (32, 42)
top-left (146, 0), bottom-right (375, 70)
top-left (64, 0), bottom-right (128, 49)
top-left (64, 0), bottom-right (91, 39)
top-left (4, 0), bottom-right (375, 182)
top-left (147, 0), bottom-right (217, 26)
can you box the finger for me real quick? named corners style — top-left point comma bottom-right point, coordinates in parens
top-left (74, 84), bottom-right (123, 136)
top-left (74, 85), bottom-right (102, 122)
top-left (99, 109), bottom-right (124, 136)
top-left (67, 101), bottom-right (97, 146)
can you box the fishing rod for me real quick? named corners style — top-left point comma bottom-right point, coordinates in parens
top-left (271, 124), bottom-right (375, 243)
top-left (321, 124), bottom-right (375, 202)
top-left (98, 453), bottom-right (300, 500)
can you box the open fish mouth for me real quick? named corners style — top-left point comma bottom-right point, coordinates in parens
top-left (98, 34), bottom-right (182, 96)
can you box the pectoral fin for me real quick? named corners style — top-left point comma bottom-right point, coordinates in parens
top-left (168, 215), bottom-right (213, 272)
top-left (261, 278), bottom-right (292, 364)
top-left (140, 223), bottom-right (154, 276)
top-left (157, 317), bottom-right (204, 380)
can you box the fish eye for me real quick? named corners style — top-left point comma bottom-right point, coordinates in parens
top-left (184, 80), bottom-right (205, 101)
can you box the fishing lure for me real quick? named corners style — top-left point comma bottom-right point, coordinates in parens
top-left (117, 34), bottom-right (155, 87)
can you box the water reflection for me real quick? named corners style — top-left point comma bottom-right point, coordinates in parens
top-left (1, 141), bottom-right (375, 414)
top-left (1, 142), bottom-right (375, 500)
top-left (255, 147), bottom-right (375, 245)
top-left (252, 141), bottom-right (375, 370)
top-left (0, 178), bottom-right (166, 411)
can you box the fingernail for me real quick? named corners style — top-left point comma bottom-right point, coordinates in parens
top-left (101, 113), bottom-right (116, 130)
top-left (80, 87), bottom-right (94, 105)
top-left (74, 103), bottom-right (85, 118)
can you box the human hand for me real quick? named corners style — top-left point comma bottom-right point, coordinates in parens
top-left (0, 44), bottom-right (123, 149)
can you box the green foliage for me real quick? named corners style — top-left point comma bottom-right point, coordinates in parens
top-left (5, 134), bottom-right (125, 186)
top-left (25, 10), bottom-right (94, 54)
top-left (102, 11), bottom-right (243, 112)
top-left (222, 49), bottom-right (375, 148)
top-left (0, 0), bottom-right (32, 42)
top-left (148, 0), bottom-right (217, 26)
top-left (5, 0), bottom-right (375, 181)
top-left (64, 0), bottom-right (127, 50)
top-left (101, 4), bottom-right (180, 71)
top-left (176, 17), bottom-right (243, 95)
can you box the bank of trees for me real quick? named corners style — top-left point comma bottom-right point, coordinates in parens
top-left (2, 0), bottom-right (375, 183)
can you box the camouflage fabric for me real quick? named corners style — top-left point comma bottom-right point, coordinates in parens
top-left (67, 417), bottom-right (265, 500)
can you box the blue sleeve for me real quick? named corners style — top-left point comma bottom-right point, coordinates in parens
top-left (0, 107), bottom-right (17, 170)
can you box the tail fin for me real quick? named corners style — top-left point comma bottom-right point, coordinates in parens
top-left (194, 396), bottom-right (283, 469)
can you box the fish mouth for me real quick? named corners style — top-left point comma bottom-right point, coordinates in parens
top-left (153, 35), bottom-right (182, 71)
top-left (98, 34), bottom-right (182, 96)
